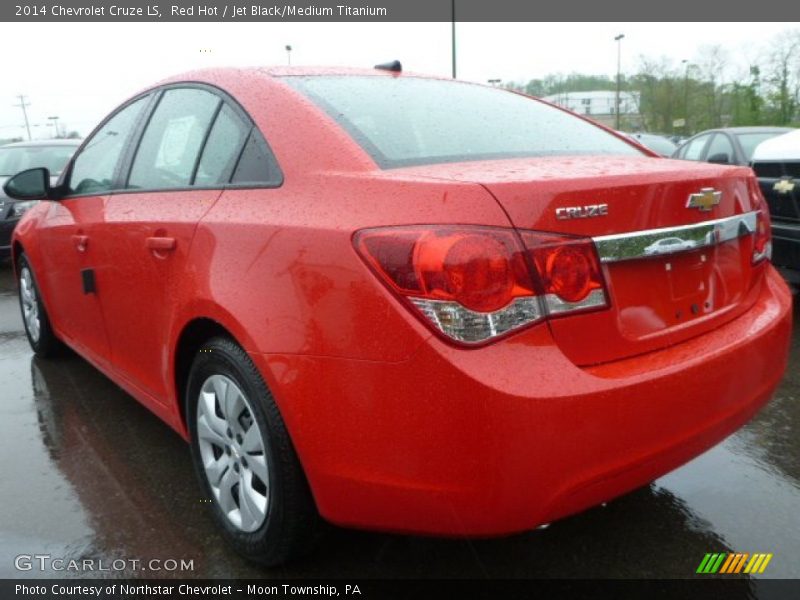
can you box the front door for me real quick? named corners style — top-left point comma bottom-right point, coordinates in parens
top-left (37, 95), bottom-right (152, 364)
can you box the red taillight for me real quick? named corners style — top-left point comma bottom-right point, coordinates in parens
top-left (523, 235), bottom-right (605, 304)
top-left (355, 226), bottom-right (608, 344)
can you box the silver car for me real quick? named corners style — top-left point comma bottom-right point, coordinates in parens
top-left (0, 139), bottom-right (80, 258)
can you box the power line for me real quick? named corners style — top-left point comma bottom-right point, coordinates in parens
top-left (13, 94), bottom-right (32, 141)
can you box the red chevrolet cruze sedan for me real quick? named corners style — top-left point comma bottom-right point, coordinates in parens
top-left (5, 66), bottom-right (792, 565)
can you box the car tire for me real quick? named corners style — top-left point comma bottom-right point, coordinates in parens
top-left (187, 336), bottom-right (319, 566)
top-left (17, 253), bottom-right (62, 358)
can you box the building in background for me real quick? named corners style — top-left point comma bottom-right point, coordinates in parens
top-left (542, 90), bottom-right (642, 129)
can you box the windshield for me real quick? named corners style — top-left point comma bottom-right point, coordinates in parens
top-left (284, 76), bottom-right (644, 168)
top-left (636, 135), bottom-right (676, 156)
top-left (0, 144), bottom-right (77, 177)
top-left (737, 132), bottom-right (788, 162)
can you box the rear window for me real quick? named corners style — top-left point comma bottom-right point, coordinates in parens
top-left (284, 76), bottom-right (643, 168)
top-left (736, 132), bottom-right (789, 163)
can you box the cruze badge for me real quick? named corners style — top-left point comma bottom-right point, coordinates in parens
top-left (555, 204), bottom-right (609, 220)
top-left (687, 188), bottom-right (722, 211)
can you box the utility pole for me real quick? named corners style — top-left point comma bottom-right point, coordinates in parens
top-left (614, 34), bottom-right (624, 130)
top-left (451, 0), bottom-right (456, 79)
top-left (14, 94), bottom-right (32, 141)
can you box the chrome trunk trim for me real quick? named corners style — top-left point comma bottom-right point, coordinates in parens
top-left (592, 211), bottom-right (758, 263)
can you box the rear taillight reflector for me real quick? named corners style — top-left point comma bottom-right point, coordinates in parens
top-left (753, 210), bottom-right (772, 264)
top-left (750, 177), bottom-right (772, 265)
top-left (354, 226), bottom-right (609, 345)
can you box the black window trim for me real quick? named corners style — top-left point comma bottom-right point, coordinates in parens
top-left (60, 81), bottom-right (283, 201)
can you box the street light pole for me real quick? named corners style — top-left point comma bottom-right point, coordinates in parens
top-left (682, 59), bottom-right (690, 135)
top-left (48, 115), bottom-right (61, 138)
top-left (451, 0), bottom-right (457, 79)
top-left (614, 34), bottom-right (624, 130)
top-left (285, 44), bottom-right (292, 66)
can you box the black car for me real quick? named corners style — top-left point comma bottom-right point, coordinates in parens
top-left (751, 130), bottom-right (800, 282)
top-left (672, 126), bottom-right (793, 166)
top-left (0, 139), bottom-right (80, 258)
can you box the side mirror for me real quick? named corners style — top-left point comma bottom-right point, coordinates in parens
top-left (2, 168), bottom-right (53, 200)
top-left (707, 153), bottom-right (731, 165)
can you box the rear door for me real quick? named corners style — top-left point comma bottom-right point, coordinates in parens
top-left (93, 86), bottom-right (251, 403)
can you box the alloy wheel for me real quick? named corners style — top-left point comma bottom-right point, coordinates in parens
top-left (20, 267), bottom-right (40, 343)
top-left (196, 374), bottom-right (270, 532)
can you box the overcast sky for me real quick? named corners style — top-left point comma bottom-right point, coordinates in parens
top-left (0, 21), bottom-right (797, 139)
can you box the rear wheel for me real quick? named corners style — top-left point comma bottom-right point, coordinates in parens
top-left (17, 253), bottom-right (62, 357)
top-left (187, 336), bottom-right (319, 565)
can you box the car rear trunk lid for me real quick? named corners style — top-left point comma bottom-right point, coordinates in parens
top-left (398, 155), bottom-right (765, 365)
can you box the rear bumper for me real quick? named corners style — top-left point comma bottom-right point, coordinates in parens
top-left (252, 267), bottom-right (792, 536)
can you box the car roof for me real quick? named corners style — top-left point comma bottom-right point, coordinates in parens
top-left (692, 127), bottom-right (794, 136)
top-left (1, 139), bottom-right (82, 148)
top-left (155, 66), bottom-right (457, 89)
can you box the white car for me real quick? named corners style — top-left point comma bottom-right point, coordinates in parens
top-left (644, 237), bottom-right (696, 256)
top-left (751, 129), bottom-right (800, 281)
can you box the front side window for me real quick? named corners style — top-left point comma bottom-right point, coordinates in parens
top-left (284, 76), bottom-right (643, 168)
top-left (68, 96), bottom-right (149, 196)
top-left (681, 134), bottom-right (712, 161)
top-left (128, 88), bottom-right (220, 190)
top-left (705, 134), bottom-right (735, 163)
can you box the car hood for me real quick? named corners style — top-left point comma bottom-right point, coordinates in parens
top-left (752, 130), bottom-right (800, 161)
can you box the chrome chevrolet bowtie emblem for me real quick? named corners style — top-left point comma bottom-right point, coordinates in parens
top-left (774, 178), bottom-right (795, 195)
top-left (687, 188), bottom-right (722, 212)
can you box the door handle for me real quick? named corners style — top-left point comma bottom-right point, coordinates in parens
top-left (146, 236), bottom-right (177, 252)
top-left (72, 234), bottom-right (89, 252)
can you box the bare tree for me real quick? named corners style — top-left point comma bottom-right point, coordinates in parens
top-left (763, 29), bottom-right (800, 124)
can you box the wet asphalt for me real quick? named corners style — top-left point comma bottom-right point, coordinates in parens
top-left (0, 263), bottom-right (799, 584)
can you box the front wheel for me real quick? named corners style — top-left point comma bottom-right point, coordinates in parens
top-left (17, 253), bottom-right (62, 357)
top-left (187, 336), bottom-right (319, 565)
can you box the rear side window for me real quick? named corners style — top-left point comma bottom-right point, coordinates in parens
top-left (194, 104), bottom-right (250, 186)
top-left (231, 130), bottom-right (282, 185)
top-left (68, 96), bottom-right (149, 196)
top-left (128, 88), bottom-right (220, 189)
top-left (283, 76), bottom-right (643, 168)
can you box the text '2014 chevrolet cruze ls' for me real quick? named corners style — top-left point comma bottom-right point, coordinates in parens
top-left (5, 66), bottom-right (792, 565)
